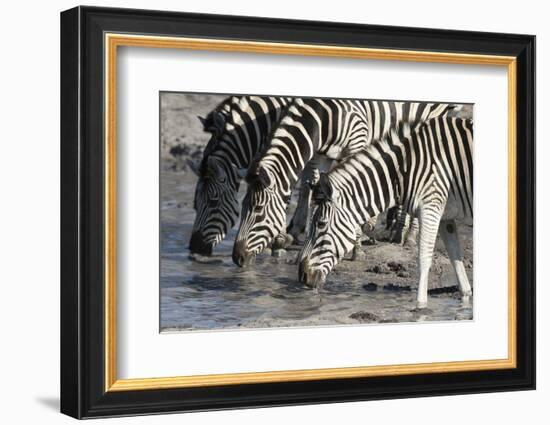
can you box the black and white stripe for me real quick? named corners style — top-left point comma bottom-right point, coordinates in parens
top-left (233, 97), bottom-right (455, 265)
top-left (299, 116), bottom-right (474, 308)
top-left (189, 95), bottom-right (291, 255)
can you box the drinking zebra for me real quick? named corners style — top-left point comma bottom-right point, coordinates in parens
top-left (232, 97), bottom-right (456, 267)
top-left (188, 95), bottom-right (291, 255)
top-left (298, 116), bottom-right (473, 308)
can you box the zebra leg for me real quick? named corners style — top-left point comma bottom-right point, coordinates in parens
top-left (403, 217), bottom-right (419, 246)
top-left (389, 207), bottom-right (409, 244)
top-left (361, 215), bottom-right (378, 246)
top-left (272, 233), bottom-right (293, 254)
top-left (288, 156), bottom-right (333, 243)
top-left (351, 226), bottom-right (366, 261)
top-left (416, 205), bottom-right (444, 309)
top-left (385, 206), bottom-right (398, 231)
top-left (438, 219), bottom-right (472, 303)
top-left (349, 217), bottom-right (378, 260)
top-left (287, 162), bottom-right (318, 243)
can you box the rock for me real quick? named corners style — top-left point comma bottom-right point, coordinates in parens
top-left (366, 264), bottom-right (389, 274)
top-left (387, 261), bottom-right (406, 272)
top-left (428, 285), bottom-right (459, 295)
top-left (383, 283), bottom-right (411, 292)
top-left (350, 311), bottom-right (380, 323)
top-left (411, 306), bottom-right (434, 314)
top-left (169, 144), bottom-right (191, 157)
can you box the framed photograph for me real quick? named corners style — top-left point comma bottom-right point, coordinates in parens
top-left (60, 6), bottom-right (535, 419)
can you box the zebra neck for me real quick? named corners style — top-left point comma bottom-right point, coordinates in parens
top-left (259, 100), bottom-right (331, 194)
top-left (212, 96), bottom-right (291, 174)
top-left (328, 142), bottom-right (404, 224)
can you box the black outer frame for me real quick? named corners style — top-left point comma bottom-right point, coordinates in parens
top-left (60, 6), bottom-right (536, 419)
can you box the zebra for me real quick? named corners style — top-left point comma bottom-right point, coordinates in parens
top-left (188, 95), bottom-right (292, 255)
top-left (232, 97), bottom-right (456, 267)
top-left (298, 116), bottom-right (473, 308)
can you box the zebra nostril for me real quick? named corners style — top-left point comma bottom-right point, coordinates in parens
top-left (232, 252), bottom-right (243, 267)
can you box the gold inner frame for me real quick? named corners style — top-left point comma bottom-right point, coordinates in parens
top-left (104, 33), bottom-right (517, 392)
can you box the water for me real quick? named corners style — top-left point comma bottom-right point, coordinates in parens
top-left (160, 171), bottom-right (473, 332)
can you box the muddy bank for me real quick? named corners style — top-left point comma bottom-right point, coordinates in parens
top-left (160, 93), bottom-right (226, 171)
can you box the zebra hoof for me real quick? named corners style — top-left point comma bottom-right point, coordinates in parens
top-left (272, 249), bottom-right (287, 258)
top-left (361, 236), bottom-right (376, 246)
top-left (388, 231), bottom-right (404, 244)
top-left (415, 301), bottom-right (428, 310)
top-left (282, 233), bottom-right (295, 248)
top-left (402, 237), bottom-right (417, 247)
top-left (273, 233), bottom-right (294, 250)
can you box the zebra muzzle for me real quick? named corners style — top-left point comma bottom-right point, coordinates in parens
top-left (189, 231), bottom-right (214, 256)
top-left (232, 242), bottom-right (256, 267)
top-left (299, 260), bottom-right (326, 289)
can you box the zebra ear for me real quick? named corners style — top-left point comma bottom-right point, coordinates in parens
top-left (213, 111), bottom-right (226, 130)
top-left (197, 115), bottom-right (207, 128)
top-left (186, 158), bottom-right (201, 176)
top-left (318, 173), bottom-right (333, 200)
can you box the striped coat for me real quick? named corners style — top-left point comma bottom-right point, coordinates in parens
top-left (232, 97), bottom-right (455, 266)
top-left (299, 116), bottom-right (473, 308)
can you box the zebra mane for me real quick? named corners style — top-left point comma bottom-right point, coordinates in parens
top-left (255, 99), bottom-right (294, 161)
top-left (245, 159), bottom-right (275, 191)
top-left (378, 119), bottom-right (413, 148)
top-left (199, 96), bottom-right (245, 172)
top-left (201, 96), bottom-right (235, 132)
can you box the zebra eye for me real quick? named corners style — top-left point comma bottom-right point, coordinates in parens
top-left (208, 198), bottom-right (219, 207)
top-left (253, 205), bottom-right (263, 214)
top-left (317, 220), bottom-right (328, 229)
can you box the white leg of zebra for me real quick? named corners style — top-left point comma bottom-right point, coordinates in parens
top-left (416, 203), bottom-right (445, 308)
top-left (404, 217), bottom-right (419, 245)
top-left (438, 219), bottom-right (472, 303)
top-left (351, 226), bottom-right (366, 261)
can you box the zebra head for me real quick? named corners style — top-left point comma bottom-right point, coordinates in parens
top-left (189, 111), bottom-right (243, 256)
top-left (232, 163), bottom-right (290, 267)
top-left (189, 155), bottom-right (241, 255)
top-left (298, 174), bottom-right (358, 288)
